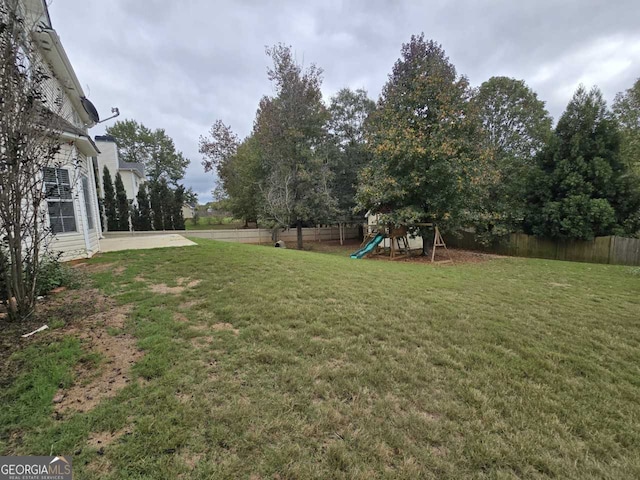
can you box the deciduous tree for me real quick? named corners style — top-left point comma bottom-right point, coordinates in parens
top-left (199, 122), bottom-right (261, 224)
top-left (327, 88), bottom-right (375, 222)
top-left (356, 35), bottom-right (486, 247)
top-left (473, 76), bottom-right (552, 239)
top-left (253, 44), bottom-right (334, 248)
top-left (0, 1), bottom-right (64, 320)
top-left (107, 119), bottom-right (189, 184)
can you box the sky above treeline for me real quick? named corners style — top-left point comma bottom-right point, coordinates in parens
top-left (50, 0), bottom-right (640, 204)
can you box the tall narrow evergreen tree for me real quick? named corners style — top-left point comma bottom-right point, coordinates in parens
top-left (524, 86), bottom-right (640, 239)
top-left (102, 166), bottom-right (118, 232)
top-left (149, 180), bottom-right (164, 230)
top-left (172, 185), bottom-right (186, 230)
top-left (159, 179), bottom-right (174, 230)
top-left (132, 183), bottom-right (152, 231)
top-left (613, 78), bottom-right (640, 174)
top-left (114, 172), bottom-right (130, 231)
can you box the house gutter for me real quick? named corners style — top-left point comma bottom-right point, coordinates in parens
top-left (59, 131), bottom-right (100, 157)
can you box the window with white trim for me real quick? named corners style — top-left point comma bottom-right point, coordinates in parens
top-left (81, 176), bottom-right (94, 230)
top-left (44, 167), bottom-right (76, 234)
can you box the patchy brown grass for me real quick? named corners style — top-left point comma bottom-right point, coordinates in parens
top-left (149, 277), bottom-right (202, 295)
top-left (87, 426), bottom-right (130, 449)
top-left (53, 304), bottom-right (143, 415)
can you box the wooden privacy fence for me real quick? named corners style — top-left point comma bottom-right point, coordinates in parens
top-left (104, 226), bottom-right (360, 245)
top-left (445, 231), bottom-right (640, 266)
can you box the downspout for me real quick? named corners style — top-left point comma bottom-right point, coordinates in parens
top-left (75, 153), bottom-right (92, 258)
top-left (88, 156), bottom-right (103, 241)
top-left (131, 173), bottom-right (137, 207)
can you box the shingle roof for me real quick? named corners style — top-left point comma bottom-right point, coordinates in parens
top-left (41, 109), bottom-right (100, 154)
top-left (118, 159), bottom-right (145, 177)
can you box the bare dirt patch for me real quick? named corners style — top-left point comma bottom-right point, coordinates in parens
top-left (149, 277), bottom-right (202, 295)
top-left (180, 452), bottom-right (203, 470)
top-left (174, 312), bottom-right (190, 323)
top-left (53, 304), bottom-right (144, 415)
top-left (71, 262), bottom-right (117, 274)
top-left (150, 284), bottom-right (186, 294)
top-left (87, 427), bottom-right (130, 448)
top-left (112, 266), bottom-right (126, 276)
top-left (549, 282), bottom-right (571, 288)
top-left (369, 248), bottom-right (504, 265)
top-left (1, 288), bottom-right (113, 389)
top-left (211, 322), bottom-right (239, 335)
top-left (178, 300), bottom-right (204, 310)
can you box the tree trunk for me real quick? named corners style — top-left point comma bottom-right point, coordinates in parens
top-left (296, 219), bottom-right (303, 250)
top-left (421, 227), bottom-right (434, 257)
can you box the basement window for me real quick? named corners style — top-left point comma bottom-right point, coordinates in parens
top-left (44, 167), bottom-right (76, 234)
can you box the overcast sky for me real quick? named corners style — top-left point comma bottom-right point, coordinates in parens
top-left (49, 0), bottom-right (640, 204)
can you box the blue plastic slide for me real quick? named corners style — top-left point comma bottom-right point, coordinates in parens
top-left (350, 233), bottom-right (385, 259)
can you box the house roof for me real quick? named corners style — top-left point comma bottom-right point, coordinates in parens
top-left (40, 109), bottom-right (100, 156)
top-left (94, 135), bottom-right (117, 143)
top-left (118, 160), bottom-right (145, 178)
top-left (94, 135), bottom-right (145, 178)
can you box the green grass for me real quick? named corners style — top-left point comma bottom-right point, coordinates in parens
top-left (2, 239), bottom-right (640, 479)
top-left (184, 216), bottom-right (244, 230)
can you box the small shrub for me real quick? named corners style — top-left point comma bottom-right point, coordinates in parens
top-left (35, 255), bottom-right (79, 296)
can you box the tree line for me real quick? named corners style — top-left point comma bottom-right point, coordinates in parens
top-left (100, 119), bottom-right (197, 232)
top-left (200, 36), bottom-right (640, 249)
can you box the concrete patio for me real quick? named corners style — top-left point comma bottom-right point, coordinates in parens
top-left (99, 233), bottom-right (197, 253)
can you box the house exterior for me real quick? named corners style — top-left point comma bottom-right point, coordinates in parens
top-left (182, 204), bottom-right (195, 219)
top-left (21, 0), bottom-right (103, 260)
top-left (94, 135), bottom-right (146, 206)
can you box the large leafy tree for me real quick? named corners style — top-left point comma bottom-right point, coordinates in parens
top-left (253, 44), bottom-right (334, 248)
top-left (221, 136), bottom-right (262, 224)
top-left (327, 88), bottom-right (375, 222)
top-left (357, 35), bottom-right (486, 242)
top-left (524, 86), bottom-right (640, 240)
top-left (106, 119), bottom-right (189, 184)
top-left (199, 122), bottom-right (261, 225)
top-left (473, 76), bottom-right (552, 238)
top-left (612, 78), bottom-right (640, 174)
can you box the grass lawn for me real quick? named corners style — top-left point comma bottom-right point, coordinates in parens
top-left (2, 239), bottom-right (640, 479)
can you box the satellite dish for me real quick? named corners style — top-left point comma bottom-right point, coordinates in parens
top-left (81, 97), bottom-right (100, 123)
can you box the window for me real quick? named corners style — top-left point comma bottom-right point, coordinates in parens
top-left (44, 167), bottom-right (76, 234)
top-left (81, 176), bottom-right (94, 230)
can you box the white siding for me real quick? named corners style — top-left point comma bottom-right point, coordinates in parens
top-left (95, 141), bottom-right (144, 203)
top-left (47, 146), bottom-right (100, 260)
